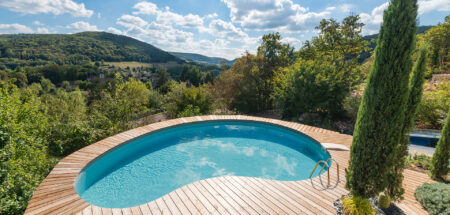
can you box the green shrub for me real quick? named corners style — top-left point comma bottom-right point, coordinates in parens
top-left (377, 192), bottom-right (391, 209)
top-left (415, 82), bottom-right (450, 129)
top-left (406, 153), bottom-right (432, 170)
top-left (415, 183), bottom-right (450, 215)
top-left (341, 196), bottom-right (375, 215)
top-left (430, 111), bottom-right (450, 179)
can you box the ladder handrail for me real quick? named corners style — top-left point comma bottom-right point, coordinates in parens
top-left (309, 158), bottom-right (340, 186)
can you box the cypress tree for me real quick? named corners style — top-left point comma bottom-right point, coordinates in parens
top-left (430, 111), bottom-right (450, 180)
top-left (346, 0), bottom-right (418, 198)
top-left (387, 47), bottom-right (428, 200)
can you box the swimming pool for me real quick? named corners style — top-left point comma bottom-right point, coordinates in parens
top-left (75, 121), bottom-right (330, 208)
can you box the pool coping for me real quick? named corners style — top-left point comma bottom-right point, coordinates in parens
top-left (24, 115), bottom-right (432, 215)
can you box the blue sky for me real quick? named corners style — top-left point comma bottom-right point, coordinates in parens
top-left (0, 0), bottom-right (448, 60)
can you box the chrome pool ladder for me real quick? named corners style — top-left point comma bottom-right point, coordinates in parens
top-left (309, 158), bottom-right (339, 186)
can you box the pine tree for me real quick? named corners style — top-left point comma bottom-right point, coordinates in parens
top-left (346, 0), bottom-right (418, 198)
top-left (387, 47), bottom-right (428, 200)
top-left (430, 111), bottom-right (450, 180)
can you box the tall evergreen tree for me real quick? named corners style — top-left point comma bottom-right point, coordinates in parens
top-left (430, 111), bottom-right (450, 180)
top-left (387, 47), bottom-right (428, 200)
top-left (346, 0), bottom-right (418, 198)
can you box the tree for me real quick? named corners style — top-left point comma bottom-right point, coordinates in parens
top-left (12, 72), bottom-right (28, 88)
top-left (430, 111), bottom-right (450, 180)
top-left (387, 47), bottom-right (428, 200)
top-left (155, 67), bottom-right (170, 88)
top-left (174, 87), bottom-right (212, 117)
top-left (273, 58), bottom-right (351, 119)
top-left (0, 71), bottom-right (7, 81)
top-left (0, 84), bottom-right (55, 214)
top-left (215, 53), bottom-right (266, 113)
top-left (257, 32), bottom-right (294, 68)
top-left (422, 16), bottom-right (450, 71)
top-left (297, 15), bottom-right (369, 86)
top-left (346, 0), bottom-right (418, 199)
top-left (274, 15), bottom-right (368, 119)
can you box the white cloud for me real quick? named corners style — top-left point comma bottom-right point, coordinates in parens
top-left (0, 23), bottom-right (33, 33)
top-left (117, 15), bottom-right (148, 28)
top-left (359, 2), bottom-right (389, 35)
top-left (67, 21), bottom-right (99, 32)
top-left (33, 21), bottom-right (43, 26)
top-left (107, 27), bottom-right (124, 35)
top-left (221, 0), bottom-right (331, 32)
top-left (0, 0), bottom-right (93, 17)
top-left (359, 0), bottom-right (450, 35)
top-left (132, 1), bottom-right (204, 29)
top-left (205, 19), bottom-right (248, 40)
top-left (418, 0), bottom-right (450, 14)
top-left (36, 27), bottom-right (50, 34)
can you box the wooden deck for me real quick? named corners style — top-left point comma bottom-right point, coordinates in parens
top-left (25, 115), bottom-right (433, 215)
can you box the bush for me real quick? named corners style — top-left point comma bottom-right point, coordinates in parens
top-left (414, 183), bottom-right (450, 215)
top-left (341, 196), bottom-right (375, 215)
top-left (415, 82), bottom-right (450, 129)
top-left (377, 192), bottom-right (391, 209)
top-left (430, 111), bottom-right (450, 179)
top-left (406, 153), bottom-right (432, 170)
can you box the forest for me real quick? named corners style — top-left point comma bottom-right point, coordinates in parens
top-left (0, 14), bottom-right (449, 214)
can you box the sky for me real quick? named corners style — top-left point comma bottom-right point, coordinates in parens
top-left (0, 0), bottom-right (448, 60)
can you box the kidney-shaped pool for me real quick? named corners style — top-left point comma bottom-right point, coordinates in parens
top-left (75, 121), bottom-right (330, 208)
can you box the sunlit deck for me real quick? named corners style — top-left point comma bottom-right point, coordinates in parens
top-left (25, 115), bottom-right (433, 215)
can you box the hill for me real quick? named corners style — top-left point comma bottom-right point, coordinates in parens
top-left (170, 52), bottom-right (236, 66)
top-left (359, 25), bottom-right (434, 62)
top-left (0, 31), bottom-right (185, 69)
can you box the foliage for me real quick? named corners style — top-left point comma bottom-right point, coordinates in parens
top-left (297, 15), bottom-right (369, 83)
top-left (216, 53), bottom-right (266, 113)
top-left (278, 15), bottom-right (367, 119)
top-left (216, 33), bottom-right (294, 113)
top-left (406, 153), bottom-right (432, 170)
top-left (0, 32), bottom-right (183, 69)
top-left (0, 84), bottom-right (56, 215)
top-left (377, 192), bottom-right (391, 209)
top-left (415, 82), bottom-right (450, 129)
top-left (90, 77), bottom-right (150, 136)
top-left (414, 183), bottom-right (450, 215)
top-left (421, 16), bottom-right (450, 71)
top-left (165, 85), bottom-right (212, 118)
top-left (430, 111), bottom-right (450, 179)
top-left (176, 105), bottom-right (201, 118)
top-left (179, 65), bottom-right (204, 87)
top-left (341, 196), bottom-right (375, 215)
top-left (346, 0), bottom-right (418, 198)
top-left (387, 47), bottom-right (428, 200)
top-left (273, 58), bottom-right (356, 119)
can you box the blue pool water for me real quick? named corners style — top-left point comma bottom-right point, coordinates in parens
top-left (75, 121), bottom-right (330, 208)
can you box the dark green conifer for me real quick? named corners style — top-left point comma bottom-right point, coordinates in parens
top-left (430, 112), bottom-right (450, 180)
top-left (387, 47), bottom-right (428, 200)
top-left (346, 0), bottom-right (418, 198)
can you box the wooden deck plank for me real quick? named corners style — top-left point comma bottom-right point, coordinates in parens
top-left (155, 198), bottom-right (172, 215)
top-left (208, 178), bottom-right (260, 215)
top-left (220, 176), bottom-right (273, 215)
top-left (167, 191), bottom-right (191, 215)
top-left (231, 177), bottom-right (293, 214)
top-left (173, 189), bottom-right (200, 215)
top-left (147, 201), bottom-right (162, 215)
top-left (201, 179), bottom-right (250, 215)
